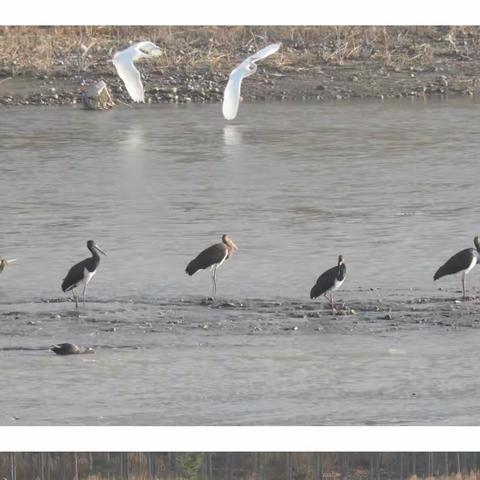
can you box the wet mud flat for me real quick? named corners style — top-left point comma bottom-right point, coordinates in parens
top-left (2, 289), bottom-right (480, 426)
top-left (2, 289), bottom-right (480, 345)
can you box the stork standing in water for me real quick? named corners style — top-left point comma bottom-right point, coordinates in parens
top-left (0, 257), bottom-right (16, 274)
top-left (185, 234), bottom-right (238, 298)
top-left (62, 240), bottom-right (107, 308)
top-left (434, 236), bottom-right (480, 299)
top-left (310, 255), bottom-right (347, 313)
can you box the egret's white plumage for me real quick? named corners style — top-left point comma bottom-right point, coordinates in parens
top-left (222, 43), bottom-right (281, 120)
top-left (112, 41), bottom-right (161, 103)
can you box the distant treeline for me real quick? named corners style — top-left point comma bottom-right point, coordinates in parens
top-left (1, 452), bottom-right (480, 480)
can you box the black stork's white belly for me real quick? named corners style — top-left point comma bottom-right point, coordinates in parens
top-left (65, 268), bottom-right (96, 291)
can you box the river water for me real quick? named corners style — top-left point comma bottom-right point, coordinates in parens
top-left (2, 97), bottom-right (480, 425)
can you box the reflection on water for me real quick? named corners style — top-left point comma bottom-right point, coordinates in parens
top-left (2, 97), bottom-right (480, 425)
top-left (223, 124), bottom-right (242, 146)
top-left (121, 123), bottom-right (146, 151)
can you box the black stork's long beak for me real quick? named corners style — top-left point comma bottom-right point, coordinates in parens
top-left (231, 241), bottom-right (239, 251)
top-left (95, 245), bottom-right (107, 256)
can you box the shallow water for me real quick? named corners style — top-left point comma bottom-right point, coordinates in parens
top-left (2, 97), bottom-right (480, 425)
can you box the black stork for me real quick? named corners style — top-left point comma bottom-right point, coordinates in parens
top-left (0, 257), bottom-right (16, 274)
top-left (310, 255), bottom-right (347, 312)
top-left (434, 236), bottom-right (480, 299)
top-left (50, 343), bottom-right (94, 355)
top-left (61, 240), bottom-right (107, 308)
top-left (185, 234), bottom-right (238, 298)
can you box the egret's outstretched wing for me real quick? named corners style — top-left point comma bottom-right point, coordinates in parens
top-left (249, 43), bottom-right (282, 63)
top-left (222, 43), bottom-right (281, 120)
top-left (136, 41), bottom-right (162, 56)
top-left (222, 68), bottom-right (246, 120)
top-left (113, 54), bottom-right (144, 103)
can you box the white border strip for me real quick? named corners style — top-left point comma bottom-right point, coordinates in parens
top-left (1, 427), bottom-right (479, 452)
top-left (3, 0), bottom-right (480, 25)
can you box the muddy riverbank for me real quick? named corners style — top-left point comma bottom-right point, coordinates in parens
top-left (1, 26), bottom-right (480, 106)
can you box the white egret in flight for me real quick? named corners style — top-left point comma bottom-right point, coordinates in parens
top-left (112, 41), bottom-right (161, 103)
top-left (222, 43), bottom-right (281, 120)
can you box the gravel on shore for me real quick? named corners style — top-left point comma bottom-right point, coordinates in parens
top-left (1, 26), bottom-right (480, 107)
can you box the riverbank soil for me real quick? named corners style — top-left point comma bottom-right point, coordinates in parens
top-left (1, 26), bottom-right (480, 106)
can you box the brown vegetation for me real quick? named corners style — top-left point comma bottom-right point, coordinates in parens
top-left (1, 452), bottom-right (480, 480)
top-left (1, 26), bottom-right (480, 74)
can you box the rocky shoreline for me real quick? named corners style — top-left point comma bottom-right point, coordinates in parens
top-left (1, 26), bottom-right (480, 107)
top-left (1, 60), bottom-right (478, 108)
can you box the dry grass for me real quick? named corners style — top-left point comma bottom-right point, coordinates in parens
top-left (86, 476), bottom-right (186, 480)
top-left (82, 473), bottom-right (480, 480)
top-left (2, 26), bottom-right (480, 77)
top-left (407, 474), bottom-right (480, 480)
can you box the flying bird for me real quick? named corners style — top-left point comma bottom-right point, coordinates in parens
top-left (0, 257), bottom-right (16, 274)
top-left (112, 41), bottom-right (161, 103)
top-left (185, 234), bottom-right (238, 298)
top-left (50, 343), bottom-right (94, 355)
top-left (434, 236), bottom-right (480, 299)
top-left (310, 255), bottom-right (347, 313)
top-left (62, 240), bottom-right (107, 308)
top-left (222, 43), bottom-right (281, 120)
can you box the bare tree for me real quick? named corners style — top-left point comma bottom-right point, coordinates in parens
top-left (260, 452), bottom-right (267, 480)
top-left (73, 453), bottom-right (79, 480)
top-left (208, 453), bottom-right (213, 480)
top-left (374, 453), bottom-right (381, 480)
top-left (286, 452), bottom-right (293, 480)
top-left (60, 452), bottom-right (66, 480)
top-left (9, 452), bottom-right (16, 480)
top-left (340, 453), bottom-right (349, 480)
top-left (148, 453), bottom-right (156, 478)
top-left (46, 452), bottom-right (51, 480)
top-left (120, 453), bottom-right (129, 479)
top-left (88, 452), bottom-right (93, 475)
top-left (315, 452), bottom-right (323, 480)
